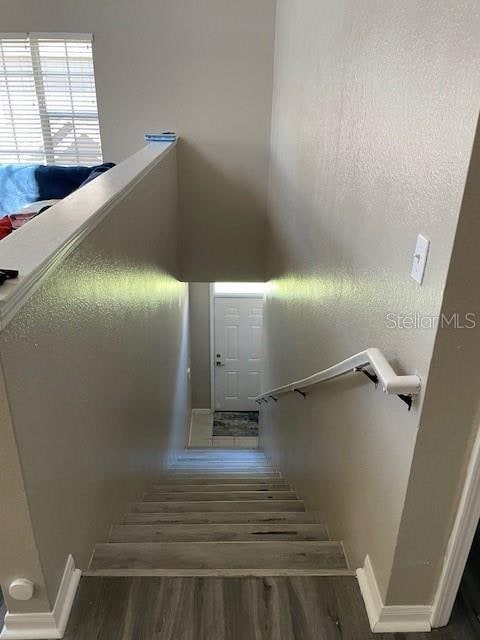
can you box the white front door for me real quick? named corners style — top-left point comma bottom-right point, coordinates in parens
top-left (214, 296), bottom-right (264, 411)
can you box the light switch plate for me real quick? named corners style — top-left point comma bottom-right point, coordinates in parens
top-left (410, 234), bottom-right (430, 284)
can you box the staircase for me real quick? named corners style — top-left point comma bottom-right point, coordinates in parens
top-left (87, 449), bottom-right (352, 577)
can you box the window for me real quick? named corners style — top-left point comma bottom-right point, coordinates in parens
top-left (0, 33), bottom-right (102, 165)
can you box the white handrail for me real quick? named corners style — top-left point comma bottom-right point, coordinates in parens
top-left (255, 348), bottom-right (421, 402)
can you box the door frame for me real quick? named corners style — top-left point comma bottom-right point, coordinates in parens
top-left (209, 284), bottom-right (265, 412)
top-left (430, 422), bottom-right (480, 627)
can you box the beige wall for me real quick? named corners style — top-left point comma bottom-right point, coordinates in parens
top-left (0, 371), bottom-right (51, 613)
top-left (0, 0), bottom-right (275, 281)
top-left (0, 149), bottom-right (190, 611)
top-left (189, 283), bottom-right (211, 409)
top-left (261, 0), bottom-right (480, 603)
top-left (386, 117), bottom-right (480, 606)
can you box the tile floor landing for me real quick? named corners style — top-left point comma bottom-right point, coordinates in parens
top-left (189, 410), bottom-right (259, 449)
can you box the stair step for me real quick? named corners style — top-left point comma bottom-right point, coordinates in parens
top-left (152, 483), bottom-right (292, 492)
top-left (177, 459), bottom-right (266, 463)
top-left (110, 523), bottom-right (330, 543)
top-left (179, 448), bottom-right (265, 453)
top-left (175, 454), bottom-right (267, 458)
top-left (132, 500), bottom-right (305, 513)
top-left (165, 472), bottom-right (281, 477)
top-left (87, 541), bottom-right (351, 577)
top-left (169, 466), bottom-right (275, 472)
top-left (88, 449), bottom-right (347, 581)
top-left (170, 460), bottom-right (272, 465)
top-left (123, 511), bottom-right (322, 525)
top-left (142, 491), bottom-right (298, 502)
top-left (172, 458), bottom-right (270, 462)
top-left (156, 477), bottom-right (284, 485)
top-left (177, 455), bottom-right (267, 460)
top-left (172, 458), bottom-right (270, 461)
top-left (177, 461), bottom-right (267, 466)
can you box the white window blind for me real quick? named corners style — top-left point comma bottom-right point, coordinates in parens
top-left (0, 33), bottom-right (102, 165)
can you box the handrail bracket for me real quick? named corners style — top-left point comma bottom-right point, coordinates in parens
top-left (398, 394), bottom-right (413, 411)
top-left (359, 365), bottom-right (413, 410)
top-left (360, 368), bottom-right (378, 388)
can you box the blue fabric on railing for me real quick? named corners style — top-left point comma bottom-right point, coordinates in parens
top-left (0, 162), bottom-right (115, 217)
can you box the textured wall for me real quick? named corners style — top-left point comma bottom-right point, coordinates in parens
top-left (0, 0), bottom-right (275, 281)
top-left (262, 0), bottom-right (480, 602)
top-left (0, 149), bottom-right (190, 610)
top-left (386, 117), bottom-right (480, 606)
top-left (0, 371), bottom-right (51, 613)
top-left (189, 283), bottom-right (211, 409)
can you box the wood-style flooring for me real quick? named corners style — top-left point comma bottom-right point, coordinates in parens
top-left (73, 449), bottom-right (478, 638)
top-left (87, 449), bottom-right (351, 577)
top-left (63, 575), bottom-right (479, 640)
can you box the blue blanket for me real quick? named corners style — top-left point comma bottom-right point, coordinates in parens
top-left (0, 163), bottom-right (115, 217)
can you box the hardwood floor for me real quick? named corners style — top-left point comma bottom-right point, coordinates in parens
top-left (78, 449), bottom-right (478, 637)
top-left (63, 575), bottom-right (477, 640)
top-left (88, 449), bottom-right (350, 577)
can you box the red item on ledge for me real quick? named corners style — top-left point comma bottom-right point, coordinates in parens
top-left (9, 212), bottom-right (37, 229)
top-left (0, 216), bottom-right (13, 240)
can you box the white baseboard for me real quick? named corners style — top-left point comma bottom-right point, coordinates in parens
top-left (1, 555), bottom-right (81, 639)
top-left (356, 555), bottom-right (431, 633)
top-left (191, 408), bottom-right (212, 415)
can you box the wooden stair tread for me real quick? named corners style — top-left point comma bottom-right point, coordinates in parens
top-left (132, 500), bottom-right (305, 513)
top-left (177, 458), bottom-right (267, 462)
top-left (178, 450), bottom-right (266, 454)
top-left (87, 541), bottom-right (350, 576)
top-left (171, 461), bottom-right (272, 464)
top-left (123, 511), bottom-right (323, 525)
top-left (176, 459), bottom-right (267, 464)
top-left (164, 472), bottom-right (281, 477)
top-left (88, 449), bottom-right (349, 579)
top-left (174, 458), bottom-right (268, 462)
top-left (109, 523), bottom-right (329, 542)
top-left (178, 461), bottom-right (267, 464)
top-left (170, 463), bottom-right (273, 467)
top-left (151, 483), bottom-right (292, 492)
top-left (169, 467), bottom-right (275, 472)
top-left (177, 453), bottom-right (267, 456)
top-left (142, 491), bottom-right (297, 502)
top-left (155, 477), bottom-right (284, 485)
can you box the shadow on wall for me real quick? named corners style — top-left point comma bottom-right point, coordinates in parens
top-left (265, 153), bottom-right (369, 282)
top-left (177, 139), bottom-right (267, 281)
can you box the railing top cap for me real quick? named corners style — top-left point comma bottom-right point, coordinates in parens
top-left (0, 141), bottom-right (175, 331)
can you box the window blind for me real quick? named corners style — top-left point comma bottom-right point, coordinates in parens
top-left (0, 33), bottom-right (102, 165)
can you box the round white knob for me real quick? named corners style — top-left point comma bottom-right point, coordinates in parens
top-left (8, 578), bottom-right (34, 601)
